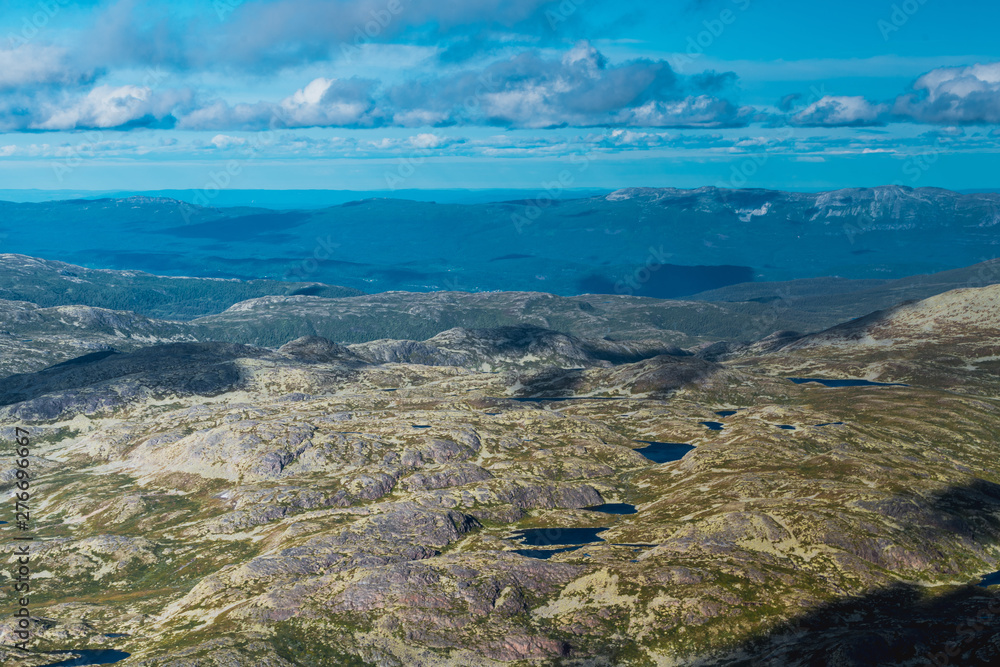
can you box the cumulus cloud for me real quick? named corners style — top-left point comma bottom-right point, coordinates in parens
top-left (778, 62), bottom-right (1000, 127)
top-left (77, 0), bottom-right (578, 71)
top-left (408, 133), bottom-right (450, 149)
top-left (176, 42), bottom-right (750, 131)
top-left (0, 45), bottom-right (95, 89)
top-left (210, 134), bottom-right (248, 149)
top-left (279, 78), bottom-right (380, 126)
top-left (0, 79), bottom-right (194, 132)
top-left (791, 96), bottom-right (887, 127)
top-left (177, 77), bottom-right (381, 130)
top-left (893, 62), bottom-right (1000, 124)
top-left (32, 85), bottom-right (192, 131)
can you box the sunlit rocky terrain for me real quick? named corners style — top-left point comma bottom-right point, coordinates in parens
top-left (2, 257), bottom-right (999, 666)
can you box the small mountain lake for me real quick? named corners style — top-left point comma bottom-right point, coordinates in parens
top-left (411, 425), bottom-right (431, 429)
top-left (777, 425), bottom-right (796, 430)
top-left (510, 527), bottom-right (607, 547)
top-left (39, 650), bottom-right (130, 666)
top-left (978, 571), bottom-right (1000, 588)
top-left (789, 378), bottom-right (909, 388)
top-left (583, 503), bottom-right (637, 515)
top-left (813, 422), bottom-right (845, 427)
top-left (715, 410), bottom-right (738, 417)
top-left (508, 396), bottom-right (626, 403)
top-left (634, 441), bottom-right (695, 463)
top-left (700, 421), bottom-right (725, 431)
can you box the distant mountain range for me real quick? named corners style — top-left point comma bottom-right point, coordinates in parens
top-left (1, 186), bottom-right (998, 296)
top-left (4, 252), bottom-right (1000, 377)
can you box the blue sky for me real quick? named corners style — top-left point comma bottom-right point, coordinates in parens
top-left (1, 0), bottom-right (999, 192)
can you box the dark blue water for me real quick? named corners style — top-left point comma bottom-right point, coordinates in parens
top-left (715, 410), bottom-right (738, 417)
top-left (814, 422), bottom-right (845, 427)
top-left (635, 441), bottom-right (694, 463)
top-left (510, 527), bottom-right (607, 547)
top-left (39, 650), bottom-right (130, 666)
top-left (508, 396), bottom-right (626, 403)
top-left (789, 378), bottom-right (909, 387)
top-left (514, 547), bottom-right (581, 560)
top-left (578, 264), bottom-right (754, 299)
top-left (777, 425), bottom-right (796, 430)
top-left (583, 503), bottom-right (637, 515)
top-left (700, 421), bottom-right (725, 431)
top-left (978, 571), bottom-right (1000, 588)
top-left (411, 425), bottom-right (430, 429)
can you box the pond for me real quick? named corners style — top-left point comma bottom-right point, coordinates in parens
top-left (978, 570), bottom-right (1000, 588)
top-left (411, 425), bottom-right (431, 429)
top-left (700, 421), bottom-right (725, 431)
top-left (507, 396), bottom-right (627, 403)
top-left (777, 425), bottom-right (796, 430)
top-left (513, 547), bottom-right (581, 560)
top-left (789, 378), bottom-right (909, 388)
top-left (634, 441), bottom-right (695, 463)
top-left (715, 410), bottom-right (738, 417)
top-left (509, 527), bottom-right (607, 547)
top-left (813, 422), bottom-right (845, 427)
top-left (583, 503), bottom-right (637, 515)
top-left (39, 650), bottom-right (130, 667)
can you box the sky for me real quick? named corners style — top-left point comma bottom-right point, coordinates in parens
top-left (1, 0), bottom-right (999, 192)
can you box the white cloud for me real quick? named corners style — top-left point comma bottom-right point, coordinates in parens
top-left (408, 133), bottom-right (446, 149)
top-left (175, 43), bottom-right (750, 131)
top-left (894, 62), bottom-right (1000, 124)
top-left (0, 45), bottom-right (93, 89)
top-left (30, 85), bottom-right (192, 131)
top-left (39, 85), bottom-right (151, 130)
top-left (278, 77), bottom-right (379, 127)
top-left (210, 134), bottom-right (248, 149)
top-left (792, 96), bottom-right (887, 127)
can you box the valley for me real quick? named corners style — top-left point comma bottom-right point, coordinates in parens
top-left (1, 256), bottom-right (999, 665)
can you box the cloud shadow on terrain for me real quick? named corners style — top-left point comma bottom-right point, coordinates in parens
top-left (578, 264), bottom-right (755, 299)
top-left (0, 342), bottom-right (267, 420)
top-left (699, 479), bottom-right (1000, 666)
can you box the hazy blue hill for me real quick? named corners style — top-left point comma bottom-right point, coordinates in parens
top-left (0, 254), bottom-right (363, 321)
top-left (690, 258), bottom-right (1000, 323)
top-left (1, 186), bottom-right (998, 296)
top-left (0, 188), bottom-right (612, 208)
